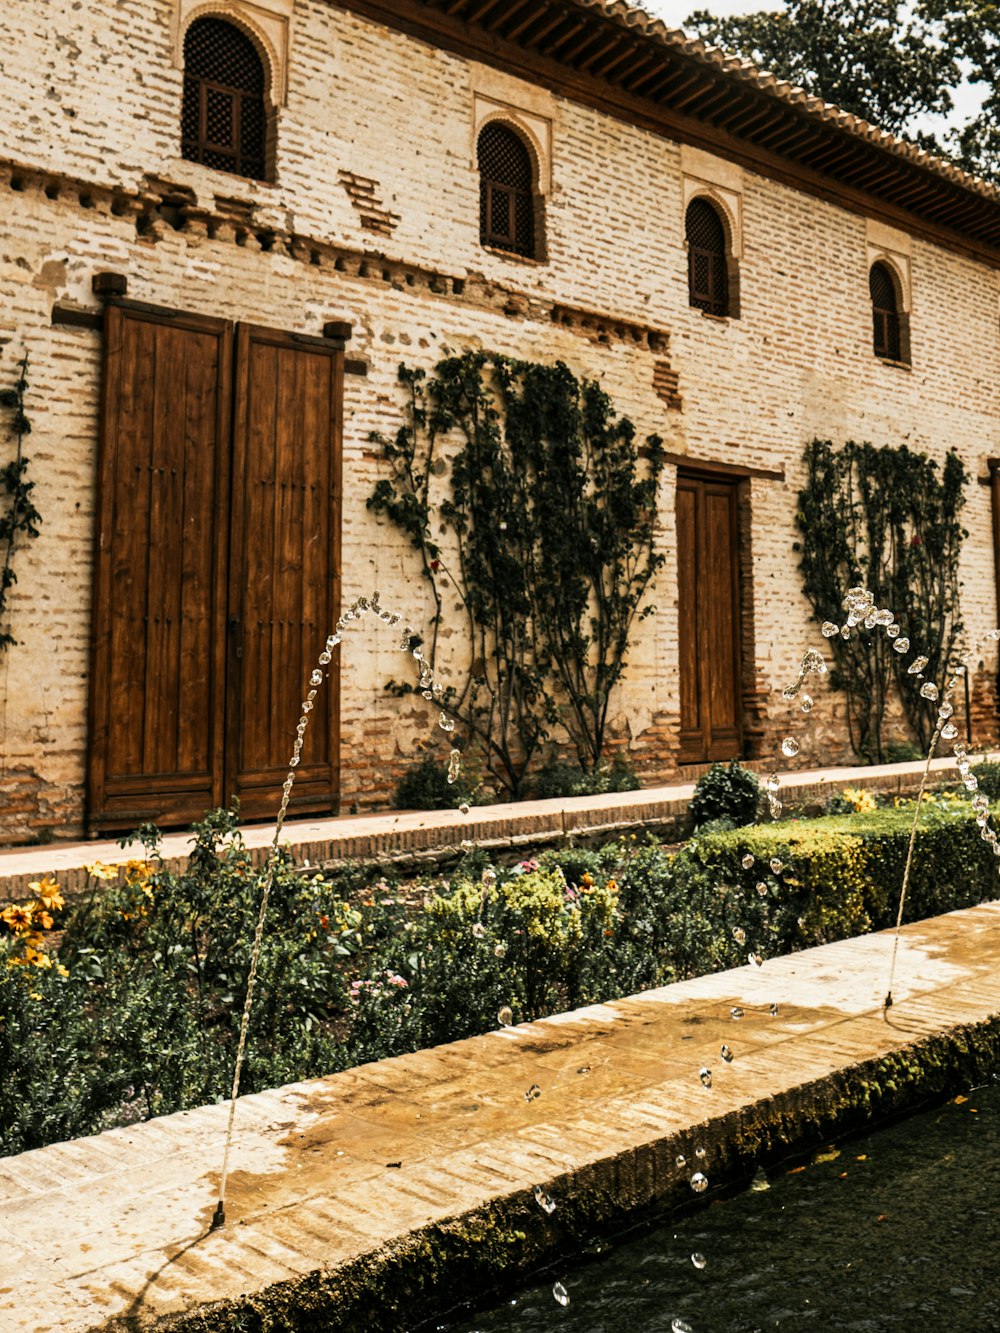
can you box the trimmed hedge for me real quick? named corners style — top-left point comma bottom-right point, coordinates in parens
top-left (692, 797), bottom-right (999, 947)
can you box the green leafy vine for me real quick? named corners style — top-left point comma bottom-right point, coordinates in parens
top-left (0, 354), bottom-right (40, 652)
top-left (795, 438), bottom-right (967, 760)
top-left (368, 351), bottom-right (664, 798)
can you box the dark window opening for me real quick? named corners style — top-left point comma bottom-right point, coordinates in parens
top-left (181, 17), bottom-right (268, 181)
top-left (686, 198), bottom-right (729, 317)
top-left (870, 261), bottom-right (901, 361)
top-left (478, 122), bottom-right (535, 258)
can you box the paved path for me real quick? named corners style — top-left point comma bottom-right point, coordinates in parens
top-left (0, 902), bottom-right (997, 1331)
top-left (0, 754), bottom-right (979, 902)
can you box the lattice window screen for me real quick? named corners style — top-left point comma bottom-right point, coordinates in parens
top-left (478, 122), bottom-right (535, 257)
top-left (685, 198), bottom-right (729, 317)
top-left (181, 17), bottom-right (268, 181)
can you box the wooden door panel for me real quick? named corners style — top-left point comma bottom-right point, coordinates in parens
top-left (88, 305), bottom-right (232, 829)
top-left (676, 473), bottom-right (743, 763)
top-left (228, 325), bottom-right (342, 819)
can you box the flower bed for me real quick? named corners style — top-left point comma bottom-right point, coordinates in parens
top-left (1, 798), bottom-right (995, 1157)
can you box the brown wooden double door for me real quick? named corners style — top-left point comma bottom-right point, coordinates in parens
top-left (676, 471), bottom-right (744, 763)
top-left (87, 304), bottom-right (343, 832)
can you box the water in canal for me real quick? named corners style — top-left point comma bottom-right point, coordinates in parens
top-left (440, 1084), bottom-right (999, 1332)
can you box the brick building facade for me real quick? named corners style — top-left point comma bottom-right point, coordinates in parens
top-left (1, 0), bottom-right (999, 842)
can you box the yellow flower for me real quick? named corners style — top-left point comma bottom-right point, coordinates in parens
top-left (28, 877), bottom-right (64, 912)
top-left (24, 947), bottom-right (52, 969)
top-left (1, 903), bottom-right (34, 933)
top-left (33, 907), bottom-right (54, 931)
top-left (56, 963), bottom-right (69, 978)
top-left (86, 861), bottom-right (118, 881)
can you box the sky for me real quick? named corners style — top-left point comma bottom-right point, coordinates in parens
top-left (638, 0), bottom-right (986, 144)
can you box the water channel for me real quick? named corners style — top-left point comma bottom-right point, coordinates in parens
top-left (439, 1084), bottom-right (999, 1333)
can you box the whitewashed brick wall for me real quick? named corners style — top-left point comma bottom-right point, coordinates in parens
top-left (0, 0), bottom-right (996, 839)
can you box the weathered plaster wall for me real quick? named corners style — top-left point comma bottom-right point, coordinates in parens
top-left (0, 0), bottom-right (997, 840)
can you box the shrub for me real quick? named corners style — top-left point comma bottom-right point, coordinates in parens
top-left (689, 761), bottom-right (760, 829)
top-left (971, 761), bottom-right (1000, 802)
top-left (394, 756), bottom-right (471, 810)
top-left (531, 756), bottom-right (639, 800)
top-left (884, 739), bottom-right (923, 764)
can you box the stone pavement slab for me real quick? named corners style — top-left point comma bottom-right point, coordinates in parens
top-left (0, 901), bottom-right (997, 1331)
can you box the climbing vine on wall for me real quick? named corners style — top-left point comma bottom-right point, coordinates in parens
top-left (795, 438), bottom-right (967, 760)
top-left (0, 354), bottom-right (41, 652)
top-left (368, 351), bottom-right (664, 798)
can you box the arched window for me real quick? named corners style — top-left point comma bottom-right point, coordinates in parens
top-left (870, 261), bottom-right (901, 360)
top-left (181, 17), bottom-right (268, 181)
top-left (686, 198), bottom-right (729, 317)
top-left (478, 122), bottom-right (536, 258)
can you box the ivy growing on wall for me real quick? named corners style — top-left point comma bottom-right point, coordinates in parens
top-left (0, 354), bottom-right (40, 652)
top-left (368, 351), bottom-right (665, 798)
top-left (795, 438), bottom-right (967, 761)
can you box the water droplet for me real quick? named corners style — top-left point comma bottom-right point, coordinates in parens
top-left (671, 1320), bottom-right (693, 1333)
top-left (800, 693), bottom-right (814, 714)
top-left (289, 755), bottom-right (300, 768)
top-left (471, 922), bottom-right (485, 939)
top-left (842, 586), bottom-right (874, 618)
top-left (908, 656), bottom-right (929, 675)
top-left (421, 689), bottom-right (434, 701)
top-left (920, 682), bottom-right (939, 701)
top-left (892, 637), bottom-right (910, 654)
top-left (577, 1064), bottom-right (591, 1076)
top-left (821, 621), bottom-right (839, 638)
top-left (765, 772), bottom-right (781, 793)
top-left (721, 1044), bottom-right (734, 1063)
top-left (886, 623), bottom-right (900, 638)
top-left (863, 610), bottom-right (878, 629)
top-left (533, 1185), bottom-right (556, 1214)
top-left (750, 1165), bottom-right (770, 1191)
top-left (769, 857), bottom-right (784, 874)
top-left (447, 748), bottom-right (462, 783)
top-left (755, 881), bottom-right (768, 897)
top-left (781, 737), bottom-right (800, 758)
top-left (439, 713), bottom-right (456, 733)
top-left (732, 926), bottom-right (746, 944)
top-left (802, 649), bottom-right (827, 675)
top-left (498, 1006), bottom-right (513, 1026)
top-left (675, 1153), bottom-right (686, 1168)
top-left (876, 609), bottom-right (894, 625)
top-left (840, 625), bottom-right (851, 639)
top-left (310, 669), bottom-right (324, 686)
top-left (730, 1006), bottom-right (744, 1020)
top-left (552, 1282), bottom-right (569, 1307)
top-left (318, 651), bottom-right (332, 666)
top-left (482, 867), bottom-right (497, 889)
top-left (941, 721), bottom-right (958, 740)
top-left (741, 853), bottom-right (755, 869)
top-left (301, 699), bottom-right (314, 713)
top-left (938, 700), bottom-right (955, 719)
top-left (769, 1002), bottom-right (779, 1016)
top-left (781, 683), bottom-right (799, 701)
top-left (695, 1146), bottom-right (706, 1159)
top-left (955, 742), bottom-right (969, 758)
top-left (768, 796), bottom-right (782, 819)
top-left (964, 775), bottom-right (979, 791)
top-left (524, 1084), bottom-right (541, 1102)
top-left (691, 1252), bottom-right (707, 1270)
top-left (748, 952), bottom-right (763, 968)
top-left (326, 633), bottom-right (342, 649)
top-left (689, 1173), bottom-right (708, 1194)
top-left (494, 941), bottom-right (507, 958)
top-left (459, 802), bottom-right (470, 815)
top-left (699, 1068), bottom-right (712, 1088)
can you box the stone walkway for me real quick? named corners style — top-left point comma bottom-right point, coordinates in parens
top-left (0, 902), bottom-right (997, 1331)
top-left (0, 754), bottom-right (979, 901)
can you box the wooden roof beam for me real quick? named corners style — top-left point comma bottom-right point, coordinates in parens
top-left (575, 31), bottom-right (631, 75)
top-left (633, 62), bottom-right (699, 100)
top-left (588, 37), bottom-right (642, 79)
top-left (602, 46), bottom-right (660, 86)
top-left (517, 9), bottom-right (567, 49)
top-left (542, 19), bottom-right (589, 58)
top-left (561, 25), bottom-right (613, 66)
top-left (502, 4), bottom-right (555, 43)
top-left (710, 96), bottom-right (777, 136)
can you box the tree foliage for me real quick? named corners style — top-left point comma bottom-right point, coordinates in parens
top-left (368, 352), bottom-right (664, 797)
top-left (795, 439), bottom-right (967, 761)
top-left (0, 354), bottom-right (41, 652)
top-left (686, 0), bottom-right (957, 140)
top-left (925, 1), bottom-right (1000, 179)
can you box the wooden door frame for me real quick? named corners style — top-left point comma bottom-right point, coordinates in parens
top-left (676, 467), bottom-right (745, 763)
top-left (86, 301), bottom-right (234, 833)
top-left (87, 306), bottom-right (346, 832)
top-left (225, 320), bottom-right (344, 819)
